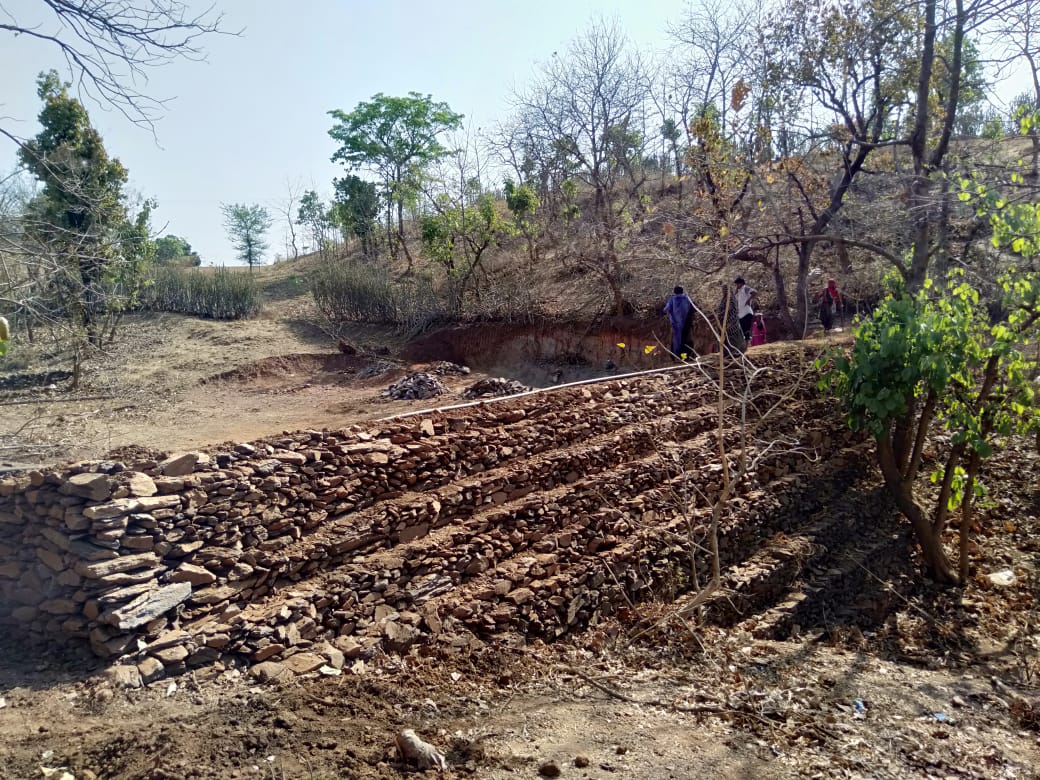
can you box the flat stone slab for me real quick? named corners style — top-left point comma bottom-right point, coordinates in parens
top-left (282, 652), bottom-right (325, 675)
top-left (105, 582), bottom-right (192, 630)
top-left (160, 452), bottom-right (200, 477)
top-left (66, 473), bottom-right (112, 501)
top-left (83, 495), bottom-right (180, 521)
top-left (75, 552), bottom-right (159, 579)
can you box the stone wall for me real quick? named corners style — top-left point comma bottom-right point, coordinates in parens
top-left (0, 358), bottom-right (864, 683)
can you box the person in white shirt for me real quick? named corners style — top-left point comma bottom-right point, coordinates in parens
top-left (733, 277), bottom-right (757, 342)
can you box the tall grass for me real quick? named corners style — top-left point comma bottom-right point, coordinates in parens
top-left (145, 266), bottom-right (261, 319)
top-left (310, 261), bottom-right (443, 333)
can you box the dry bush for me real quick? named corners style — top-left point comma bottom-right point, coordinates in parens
top-left (145, 266), bottom-right (261, 320)
top-left (309, 260), bottom-right (444, 334)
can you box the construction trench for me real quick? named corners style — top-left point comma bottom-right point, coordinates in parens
top-left (0, 347), bottom-right (908, 684)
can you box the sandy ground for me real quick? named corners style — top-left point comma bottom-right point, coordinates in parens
top-left (0, 308), bottom-right (506, 464)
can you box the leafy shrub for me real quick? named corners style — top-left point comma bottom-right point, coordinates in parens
top-left (145, 266), bottom-right (261, 319)
top-left (310, 261), bottom-right (443, 333)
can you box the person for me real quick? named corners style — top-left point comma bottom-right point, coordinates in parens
top-left (750, 313), bottom-right (767, 347)
top-left (716, 283), bottom-right (746, 355)
top-left (663, 285), bottom-right (694, 358)
top-left (733, 277), bottom-right (757, 342)
top-left (820, 278), bottom-right (842, 331)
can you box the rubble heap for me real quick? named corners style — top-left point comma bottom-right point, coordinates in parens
top-left (0, 350), bottom-right (870, 684)
top-left (461, 377), bottom-right (532, 399)
top-left (381, 372), bottom-right (448, 400)
top-left (357, 360), bottom-right (398, 379)
top-left (428, 361), bottom-right (471, 376)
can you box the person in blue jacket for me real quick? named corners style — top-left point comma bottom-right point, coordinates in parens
top-left (663, 286), bottom-right (694, 358)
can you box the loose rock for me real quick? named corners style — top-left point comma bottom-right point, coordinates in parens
top-left (382, 372), bottom-right (448, 400)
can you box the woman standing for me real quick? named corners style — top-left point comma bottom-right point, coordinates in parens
top-left (820, 278), bottom-right (842, 331)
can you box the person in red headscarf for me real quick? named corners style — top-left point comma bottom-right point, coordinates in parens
top-left (750, 313), bottom-right (767, 346)
top-left (820, 278), bottom-right (842, 331)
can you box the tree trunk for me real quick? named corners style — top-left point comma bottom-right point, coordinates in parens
top-left (771, 250), bottom-right (796, 338)
top-left (794, 243), bottom-right (811, 338)
top-left (399, 233), bottom-right (415, 274)
top-left (878, 435), bottom-right (960, 584)
top-left (607, 257), bottom-right (626, 317)
top-left (959, 452), bottom-right (981, 584)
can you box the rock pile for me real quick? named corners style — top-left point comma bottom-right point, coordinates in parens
top-left (429, 361), bottom-right (471, 376)
top-left (357, 360), bottom-right (398, 378)
top-left (0, 350), bottom-right (867, 684)
top-left (461, 378), bottom-right (531, 399)
top-left (381, 372), bottom-right (448, 400)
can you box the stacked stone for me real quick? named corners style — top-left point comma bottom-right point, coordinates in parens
top-left (0, 348), bottom-right (866, 682)
top-left (0, 453), bottom-right (204, 659)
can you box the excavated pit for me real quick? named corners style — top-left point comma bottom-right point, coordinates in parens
top-left (401, 318), bottom-right (718, 386)
top-left (0, 345), bottom-right (905, 685)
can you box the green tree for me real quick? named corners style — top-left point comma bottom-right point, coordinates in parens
top-left (332, 175), bottom-right (380, 257)
top-left (328, 93), bottom-right (463, 266)
top-left (17, 71), bottom-right (151, 363)
top-left (20, 71), bottom-right (129, 244)
top-left (297, 190), bottom-right (336, 259)
top-left (155, 234), bottom-right (199, 265)
top-left (504, 179), bottom-right (540, 265)
top-left (822, 272), bottom-right (1039, 585)
top-left (420, 192), bottom-right (513, 314)
top-left (221, 203), bottom-right (272, 271)
top-left (818, 15), bottom-right (1040, 585)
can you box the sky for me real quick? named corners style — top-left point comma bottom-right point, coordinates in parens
top-left (0, 0), bottom-right (688, 264)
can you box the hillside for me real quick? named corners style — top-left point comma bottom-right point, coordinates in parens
top-left (0, 251), bottom-right (733, 465)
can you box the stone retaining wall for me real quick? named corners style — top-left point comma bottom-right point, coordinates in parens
top-left (0, 360), bottom-right (863, 683)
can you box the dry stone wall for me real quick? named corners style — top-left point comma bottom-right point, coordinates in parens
top-left (0, 353), bottom-right (866, 683)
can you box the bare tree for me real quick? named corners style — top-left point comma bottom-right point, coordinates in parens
top-left (516, 19), bottom-right (652, 316)
top-left (1, 197), bottom-right (148, 386)
top-left (992, 0), bottom-right (1040, 177)
top-left (903, 0), bottom-right (1027, 289)
top-left (0, 1), bottom-right (228, 132)
top-left (666, 0), bottom-right (752, 142)
top-left (755, 0), bottom-right (918, 333)
top-left (277, 178), bottom-right (303, 261)
top-left (0, 3), bottom-right (227, 389)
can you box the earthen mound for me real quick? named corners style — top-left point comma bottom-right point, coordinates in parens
top-left (204, 353), bottom-right (368, 384)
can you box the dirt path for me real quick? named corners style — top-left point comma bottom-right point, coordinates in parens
top-left (1, 631), bottom-right (1037, 779)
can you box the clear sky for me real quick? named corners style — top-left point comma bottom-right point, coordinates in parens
top-left (0, 0), bottom-right (688, 264)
